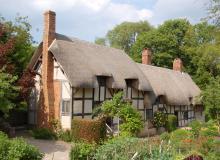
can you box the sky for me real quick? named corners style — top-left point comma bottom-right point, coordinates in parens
top-left (0, 0), bottom-right (210, 44)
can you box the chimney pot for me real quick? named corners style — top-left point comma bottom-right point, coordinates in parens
top-left (173, 58), bottom-right (183, 72)
top-left (142, 48), bottom-right (152, 65)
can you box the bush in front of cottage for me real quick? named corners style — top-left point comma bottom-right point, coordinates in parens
top-left (0, 131), bottom-right (43, 160)
top-left (72, 118), bottom-right (106, 143)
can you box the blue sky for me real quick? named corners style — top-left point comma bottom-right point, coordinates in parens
top-left (0, 0), bottom-right (209, 44)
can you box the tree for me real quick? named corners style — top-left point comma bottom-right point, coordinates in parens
top-left (95, 37), bottom-right (106, 46)
top-left (0, 16), bottom-right (34, 77)
top-left (201, 77), bottom-right (220, 131)
top-left (0, 15), bottom-right (34, 115)
top-left (0, 70), bottom-right (19, 116)
top-left (131, 19), bottom-right (192, 68)
top-left (207, 0), bottom-right (220, 26)
top-left (99, 21), bottom-right (153, 54)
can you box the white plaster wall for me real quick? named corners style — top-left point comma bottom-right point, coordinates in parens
top-left (61, 116), bottom-right (71, 129)
top-left (54, 61), bottom-right (68, 80)
top-left (62, 81), bottom-right (71, 99)
top-left (53, 61), bottom-right (72, 129)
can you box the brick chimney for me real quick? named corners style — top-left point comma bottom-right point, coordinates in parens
top-left (142, 48), bottom-right (152, 65)
top-left (173, 58), bottom-right (183, 72)
top-left (39, 10), bottom-right (56, 128)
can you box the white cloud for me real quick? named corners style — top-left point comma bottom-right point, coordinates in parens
top-left (80, 0), bottom-right (110, 11)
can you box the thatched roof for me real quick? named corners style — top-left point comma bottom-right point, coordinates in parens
top-left (138, 64), bottom-right (201, 105)
top-left (29, 33), bottom-right (152, 91)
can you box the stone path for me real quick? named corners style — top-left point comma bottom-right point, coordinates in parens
top-left (25, 138), bottom-right (71, 160)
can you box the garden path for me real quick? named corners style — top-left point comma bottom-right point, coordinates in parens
top-left (16, 131), bottom-right (71, 160)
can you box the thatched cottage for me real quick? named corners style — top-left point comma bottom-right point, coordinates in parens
top-left (28, 11), bottom-right (204, 130)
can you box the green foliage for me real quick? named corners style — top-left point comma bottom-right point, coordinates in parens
top-left (0, 132), bottom-right (10, 160)
top-left (152, 111), bottom-right (167, 128)
top-left (31, 128), bottom-right (56, 140)
top-left (70, 142), bottom-right (96, 160)
top-left (98, 21), bottom-right (152, 54)
top-left (93, 136), bottom-right (174, 160)
top-left (0, 15), bottom-right (34, 76)
top-left (188, 120), bottom-right (202, 138)
top-left (72, 118), bottom-right (106, 143)
top-left (201, 77), bottom-right (220, 130)
top-left (0, 131), bottom-right (43, 160)
top-left (131, 19), bottom-right (192, 67)
top-left (93, 137), bottom-right (143, 160)
top-left (160, 132), bottom-right (170, 142)
top-left (94, 92), bottom-right (143, 136)
top-left (170, 129), bottom-right (192, 150)
top-left (7, 138), bottom-right (43, 160)
top-left (166, 114), bottom-right (177, 132)
top-left (200, 120), bottom-right (219, 137)
top-left (0, 70), bottom-right (19, 116)
top-left (95, 37), bottom-right (106, 46)
top-left (58, 130), bottom-right (74, 142)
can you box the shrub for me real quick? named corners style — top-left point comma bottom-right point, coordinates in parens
top-left (0, 131), bottom-right (43, 160)
top-left (160, 132), bottom-right (170, 142)
top-left (152, 111), bottom-right (167, 128)
top-left (93, 136), bottom-right (174, 160)
top-left (188, 120), bottom-right (202, 138)
top-left (166, 115), bottom-right (177, 132)
top-left (7, 138), bottom-right (43, 160)
top-left (200, 120), bottom-right (219, 137)
top-left (70, 142), bottom-right (96, 160)
top-left (93, 92), bottom-right (143, 136)
top-left (170, 129), bottom-right (192, 151)
top-left (93, 137), bottom-right (143, 160)
top-left (119, 103), bottom-right (143, 136)
top-left (31, 128), bottom-right (56, 140)
top-left (72, 118), bottom-right (106, 143)
top-left (0, 132), bottom-right (10, 160)
top-left (58, 130), bottom-right (73, 142)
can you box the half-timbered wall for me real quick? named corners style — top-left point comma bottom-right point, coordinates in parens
top-left (72, 76), bottom-right (113, 119)
top-left (166, 105), bottom-right (195, 127)
top-left (144, 96), bottom-right (196, 127)
top-left (125, 80), bottom-right (145, 120)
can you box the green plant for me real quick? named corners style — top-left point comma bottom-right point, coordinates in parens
top-left (0, 131), bottom-right (10, 160)
top-left (31, 128), bottom-right (56, 140)
top-left (166, 115), bottom-right (177, 132)
top-left (72, 118), bottom-right (106, 143)
top-left (58, 130), bottom-right (74, 142)
top-left (200, 120), bottom-right (219, 137)
top-left (188, 120), bottom-right (202, 138)
top-left (93, 92), bottom-right (143, 136)
top-left (93, 137), bottom-right (143, 160)
top-left (160, 132), bottom-right (170, 142)
top-left (70, 142), bottom-right (96, 160)
top-left (0, 131), bottom-right (43, 160)
top-left (7, 138), bottom-right (43, 160)
top-left (152, 111), bottom-right (167, 128)
top-left (170, 129), bottom-right (192, 151)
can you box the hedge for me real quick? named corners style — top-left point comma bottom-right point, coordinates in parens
top-left (72, 118), bottom-right (106, 143)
